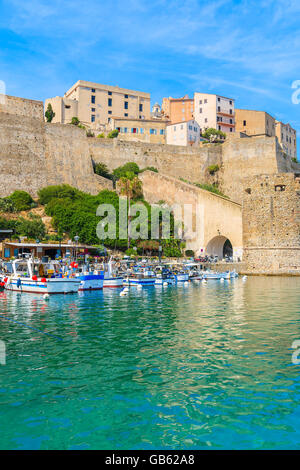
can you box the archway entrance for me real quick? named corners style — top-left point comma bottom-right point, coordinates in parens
top-left (206, 236), bottom-right (233, 260)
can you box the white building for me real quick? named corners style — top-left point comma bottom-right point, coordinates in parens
top-left (193, 93), bottom-right (235, 134)
top-left (166, 119), bottom-right (202, 146)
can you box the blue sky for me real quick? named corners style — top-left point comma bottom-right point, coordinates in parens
top-left (1, 0), bottom-right (300, 155)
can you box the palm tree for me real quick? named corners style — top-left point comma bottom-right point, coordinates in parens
top-left (118, 172), bottom-right (143, 248)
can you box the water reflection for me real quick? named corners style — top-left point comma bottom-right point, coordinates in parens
top-left (0, 278), bottom-right (300, 449)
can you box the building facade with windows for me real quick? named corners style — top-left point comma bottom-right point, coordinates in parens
top-left (193, 93), bottom-right (235, 134)
top-left (235, 109), bottom-right (276, 137)
top-left (161, 95), bottom-right (194, 124)
top-left (45, 80), bottom-right (151, 129)
top-left (166, 119), bottom-right (202, 146)
top-left (108, 117), bottom-right (169, 144)
top-left (275, 121), bottom-right (297, 159)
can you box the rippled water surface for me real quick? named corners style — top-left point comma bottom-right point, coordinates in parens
top-left (1, 277), bottom-right (300, 449)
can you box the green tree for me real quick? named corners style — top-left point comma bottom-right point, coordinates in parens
top-left (45, 103), bottom-right (55, 123)
top-left (15, 214), bottom-right (46, 239)
top-left (202, 128), bottom-right (226, 141)
top-left (112, 162), bottom-right (140, 180)
top-left (8, 191), bottom-right (34, 211)
top-left (118, 174), bottom-right (143, 248)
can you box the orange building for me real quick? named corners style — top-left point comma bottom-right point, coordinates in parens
top-left (162, 95), bottom-right (194, 124)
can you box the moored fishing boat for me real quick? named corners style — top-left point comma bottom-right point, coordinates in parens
top-left (102, 259), bottom-right (123, 288)
top-left (202, 271), bottom-right (230, 280)
top-left (3, 258), bottom-right (80, 294)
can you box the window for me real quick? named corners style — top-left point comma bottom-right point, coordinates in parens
top-left (218, 125), bottom-right (221, 130)
top-left (150, 129), bottom-right (157, 135)
top-left (108, 91), bottom-right (112, 95)
top-left (140, 128), bottom-right (144, 134)
top-left (124, 113), bottom-right (128, 117)
top-left (91, 108), bottom-right (95, 112)
top-left (174, 126), bottom-right (176, 131)
top-left (229, 109), bottom-right (233, 115)
top-left (108, 98), bottom-right (112, 106)
top-left (91, 88), bottom-right (95, 93)
top-left (91, 115), bottom-right (95, 122)
top-left (108, 111), bottom-right (112, 115)
top-left (160, 129), bottom-right (164, 135)
top-left (91, 95), bottom-right (96, 104)
top-left (139, 104), bottom-right (143, 112)
top-left (65, 105), bottom-right (71, 109)
top-left (199, 108), bottom-right (202, 113)
top-left (124, 127), bottom-right (128, 133)
top-left (243, 120), bottom-right (246, 126)
top-left (230, 119), bottom-right (233, 124)
top-left (124, 94), bottom-right (128, 98)
top-left (229, 100), bottom-right (232, 105)
top-left (217, 97), bottom-right (220, 102)
top-left (199, 100), bottom-right (202, 104)
top-left (124, 101), bottom-right (128, 109)
top-left (131, 128), bottom-right (138, 134)
top-left (204, 99), bottom-right (207, 103)
top-left (204, 118), bottom-right (208, 123)
top-left (230, 127), bottom-right (233, 132)
top-left (217, 106), bottom-right (220, 112)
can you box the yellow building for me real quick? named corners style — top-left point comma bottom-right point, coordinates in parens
top-left (275, 121), bottom-right (297, 159)
top-left (108, 116), bottom-right (170, 144)
top-left (235, 109), bottom-right (275, 136)
top-left (45, 80), bottom-right (151, 129)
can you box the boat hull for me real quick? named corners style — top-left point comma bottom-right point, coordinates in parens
top-left (4, 277), bottom-right (80, 294)
top-left (123, 277), bottom-right (155, 286)
top-left (78, 274), bottom-right (104, 291)
top-left (103, 277), bottom-right (124, 288)
top-left (173, 274), bottom-right (189, 282)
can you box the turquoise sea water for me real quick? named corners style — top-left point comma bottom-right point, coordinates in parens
top-left (0, 277), bottom-right (300, 449)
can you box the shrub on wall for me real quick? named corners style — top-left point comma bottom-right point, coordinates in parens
top-left (107, 130), bottom-right (119, 139)
top-left (207, 164), bottom-right (220, 175)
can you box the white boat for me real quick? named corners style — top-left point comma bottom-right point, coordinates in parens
top-left (102, 259), bottom-right (123, 288)
top-left (172, 272), bottom-right (189, 282)
top-left (202, 271), bottom-right (231, 280)
top-left (123, 272), bottom-right (155, 286)
top-left (3, 258), bottom-right (80, 294)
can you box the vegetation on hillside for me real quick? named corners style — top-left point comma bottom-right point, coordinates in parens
top-left (180, 178), bottom-right (228, 198)
top-left (37, 184), bottom-right (182, 256)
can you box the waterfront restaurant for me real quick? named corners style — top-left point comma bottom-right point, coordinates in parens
top-left (1, 242), bottom-right (102, 260)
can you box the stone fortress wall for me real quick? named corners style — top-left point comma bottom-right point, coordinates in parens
top-left (242, 173), bottom-right (300, 275)
top-left (1, 95), bottom-right (300, 274)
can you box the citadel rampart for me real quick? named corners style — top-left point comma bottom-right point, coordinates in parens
top-left (243, 174), bottom-right (300, 275)
top-left (0, 94), bottom-right (44, 120)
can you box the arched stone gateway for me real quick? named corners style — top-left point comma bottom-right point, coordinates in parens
top-left (206, 236), bottom-right (233, 259)
top-left (140, 171), bottom-right (243, 261)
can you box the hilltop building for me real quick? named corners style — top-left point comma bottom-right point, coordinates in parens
top-left (193, 93), bottom-right (235, 134)
top-left (235, 109), bottom-right (297, 159)
top-left (108, 116), bottom-right (169, 144)
top-left (45, 80), bottom-right (151, 129)
top-left (275, 121), bottom-right (297, 159)
top-left (161, 95), bottom-right (194, 123)
top-left (235, 109), bottom-right (276, 137)
top-left (166, 119), bottom-right (202, 146)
